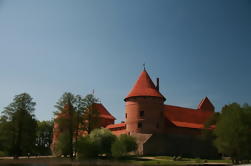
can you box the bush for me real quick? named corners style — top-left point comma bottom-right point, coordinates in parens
top-left (89, 128), bottom-right (116, 156)
top-left (111, 139), bottom-right (126, 158)
top-left (111, 134), bottom-right (137, 158)
top-left (119, 134), bottom-right (137, 153)
top-left (54, 132), bottom-right (71, 157)
top-left (77, 136), bottom-right (99, 159)
top-left (0, 151), bottom-right (6, 157)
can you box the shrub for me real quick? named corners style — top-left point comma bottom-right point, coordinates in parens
top-left (77, 136), bottom-right (99, 159)
top-left (111, 139), bottom-right (126, 158)
top-left (89, 128), bottom-right (116, 156)
top-left (54, 132), bottom-right (71, 157)
top-left (111, 134), bottom-right (137, 158)
top-left (0, 151), bottom-right (6, 157)
top-left (119, 134), bottom-right (137, 153)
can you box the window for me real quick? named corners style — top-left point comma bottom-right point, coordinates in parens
top-left (140, 111), bottom-right (144, 117)
top-left (138, 122), bottom-right (142, 128)
top-left (125, 113), bottom-right (127, 118)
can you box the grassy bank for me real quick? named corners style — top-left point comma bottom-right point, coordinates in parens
top-left (0, 156), bottom-right (232, 166)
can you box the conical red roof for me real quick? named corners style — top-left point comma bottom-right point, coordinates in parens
top-left (124, 70), bottom-right (166, 101)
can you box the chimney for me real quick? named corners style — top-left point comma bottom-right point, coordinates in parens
top-left (156, 78), bottom-right (159, 91)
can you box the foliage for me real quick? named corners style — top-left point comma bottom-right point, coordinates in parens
top-left (89, 128), bottom-right (116, 155)
top-left (35, 120), bottom-right (53, 155)
top-left (111, 139), bottom-right (127, 158)
top-left (112, 134), bottom-right (137, 158)
top-left (82, 94), bottom-right (100, 134)
top-left (204, 112), bottom-right (220, 129)
top-left (119, 134), bottom-right (137, 153)
top-left (77, 136), bottom-right (99, 159)
top-left (55, 131), bottom-right (72, 157)
top-left (0, 93), bottom-right (37, 157)
top-left (53, 92), bottom-right (100, 158)
top-left (214, 103), bottom-right (251, 164)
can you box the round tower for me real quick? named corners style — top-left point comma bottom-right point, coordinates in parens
top-left (124, 69), bottom-right (166, 134)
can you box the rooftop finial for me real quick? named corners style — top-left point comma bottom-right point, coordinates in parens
top-left (143, 63), bottom-right (146, 71)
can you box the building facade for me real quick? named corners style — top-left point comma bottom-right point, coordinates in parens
top-left (52, 69), bottom-right (217, 157)
top-left (107, 69), bottom-right (217, 157)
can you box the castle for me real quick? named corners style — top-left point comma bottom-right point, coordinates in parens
top-left (53, 68), bottom-right (217, 157)
top-left (106, 69), bottom-right (216, 157)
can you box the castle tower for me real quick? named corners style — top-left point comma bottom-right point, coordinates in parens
top-left (124, 69), bottom-right (166, 134)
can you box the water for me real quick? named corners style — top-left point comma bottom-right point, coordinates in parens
top-left (2, 165), bottom-right (73, 166)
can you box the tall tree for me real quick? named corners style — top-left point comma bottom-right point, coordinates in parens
top-left (0, 93), bottom-right (37, 158)
top-left (82, 94), bottom-right (100, 134)
top-left (214, 103), bottom-right (251, 164)
top-left (54, 92), bottom-right (77, 159)
top-left (54, 92), bottom-right (100, 158)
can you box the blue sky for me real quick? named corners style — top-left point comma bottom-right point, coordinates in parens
top-left (0, 0), bottom-right (250, 122)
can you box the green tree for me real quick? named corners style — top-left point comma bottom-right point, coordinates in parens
top-left (119, 134), bottom-right (137, 153)
top-left (0, 93), bottom-right (37, 158)
top-left (55, 131), bottom-right (72, 157)
top-left (54, 93), bottom-right (100, 158)
top-left (82, 94), bottom-right (100, 134)
top-left (77, 136), bottom-right (99, 159)
top-left (89, 128), bottom-right (116, 156)
top-left (111, 139), bottom-right (126, 158)
top-left (35, 120), bottom-right (53, 155)
top-left (214, 103), bottom-right (251, 164)
top-left (111, 134), bottom-right (137, 158)
top-left (54, 92), bottom-right (78, 159)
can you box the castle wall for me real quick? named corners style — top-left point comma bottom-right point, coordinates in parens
top-left (142, 133), bottom-right (219, 159)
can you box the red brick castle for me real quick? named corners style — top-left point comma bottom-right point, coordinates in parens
top-left (52, 68), bottom-right (217, 157)
top-left (107, 69), bottom-right (216, 156)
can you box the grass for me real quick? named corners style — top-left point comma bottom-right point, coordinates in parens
top-left (124, 156), bottom-right (232, 166)
top-left (0, 155), bottom-right (232, 166)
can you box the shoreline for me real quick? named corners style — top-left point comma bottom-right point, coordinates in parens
top-left (0, 156), bottom-right (232, 166)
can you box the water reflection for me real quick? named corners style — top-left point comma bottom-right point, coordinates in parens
top-left (3, 165), bottom-right (73, 166)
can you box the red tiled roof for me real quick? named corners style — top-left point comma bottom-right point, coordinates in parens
top-left (164, 105), bottom-right (213, 129)
top-left (106, 123), bottom-right (127, 136)
top-left (125, 70), bottom-right (166, 101)
top-left (106, 123), bottom-right (126, 129)
top-left (93, 103), bottom-right (116, 120)
top-left (171, 121), bottom-right (205, 129)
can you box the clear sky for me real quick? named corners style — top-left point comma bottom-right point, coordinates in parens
top-left (0, 0), bottom-right (250, 122)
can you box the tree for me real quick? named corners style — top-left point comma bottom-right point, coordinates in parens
top-left (119, 134), bottom-right (137, 153)
top-left (111, 134), bottom-right (137, 158)
top-left (214, 103), bottom-right (251, 164)
top-left (0, 93), bottom-right (37, 158)
top-left (76, 136), bottom-right (99, 159)
top-left (53, 92), bottom-right (100, 158)
top-left (55, 131), bottom-right (72, 157)
top-left (54, 92), bottom-right (78, 159)
top-left (82, 94), bottom-right (100, 134)
top-left (89, 128), bottom-right (116, 156)
top-left (77, 128), bottom-right (116, 158)
top-left (35, 120), bottom-right (53, 155)
top-left (111, 139), bottom-right (126, 158)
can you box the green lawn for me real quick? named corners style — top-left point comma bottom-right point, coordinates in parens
top-left (0, 156), bottom-right (232, 166)
top-left (124, 156), bottom-right (232, 166)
